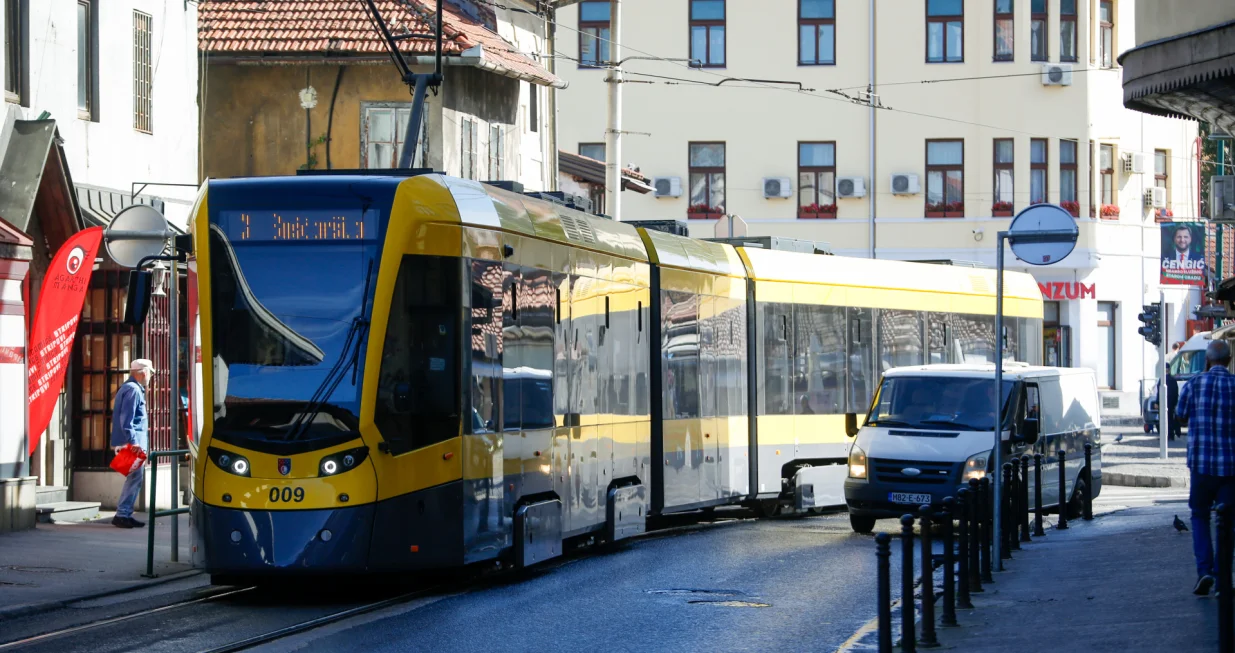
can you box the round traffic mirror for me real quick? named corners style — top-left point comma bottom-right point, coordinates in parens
top-left (1007, 203), bottom-right (1078, 266)
top-left (104, 205), bottom-right (169, 268)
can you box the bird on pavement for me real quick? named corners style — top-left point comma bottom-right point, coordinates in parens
top-left (1114, 434), bottom-right (1124, 443)
top-left (1174, 515), bottom-right (1189, 533)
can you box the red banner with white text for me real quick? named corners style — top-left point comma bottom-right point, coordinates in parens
top-left (27, 227), bottom-right (104, 456)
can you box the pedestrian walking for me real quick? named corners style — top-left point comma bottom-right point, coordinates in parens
top-left (1175, 341), bottom-right (1235, 595)
top-left (111, 359), bottom-right (153, 529)
top-left (1166, 371), bottom-right (1181, 441)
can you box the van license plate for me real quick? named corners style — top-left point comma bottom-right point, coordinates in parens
top-left (889, 492), bottom-right (932, 505)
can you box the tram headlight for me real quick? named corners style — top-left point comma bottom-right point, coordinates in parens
top-left (848, 444), bottom-right (868, 480)
top-left (208, 447), bottom-right (251, 478)
top-left (319, 446), bottom-right (370, 477)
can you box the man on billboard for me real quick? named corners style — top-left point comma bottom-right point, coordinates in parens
top-left (1162, 223), bottom-right (1206, 286)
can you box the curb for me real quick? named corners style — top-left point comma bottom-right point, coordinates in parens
top-left (0, 569), bottom-right (204, 622)
top-left (1103, 472), bottom-right (1186, 488)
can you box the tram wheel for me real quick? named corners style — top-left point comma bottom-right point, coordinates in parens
top-left (753, 499), bottom-right (782, 518)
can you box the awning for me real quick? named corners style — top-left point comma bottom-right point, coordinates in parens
top-left (74, 183), bottom-right (182, 233)
top-left (1120, 19), bottom-right (1235, 134)
top-left (0, 217), bottom-right (33, 262)
top-left (0, 118), bottom-right (83, 253)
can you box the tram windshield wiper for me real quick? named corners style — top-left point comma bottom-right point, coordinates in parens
top-left (285, 258), bottom-right (375, 442)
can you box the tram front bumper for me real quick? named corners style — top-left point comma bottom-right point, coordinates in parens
top-left (194, 499), bottom-right (374, 574)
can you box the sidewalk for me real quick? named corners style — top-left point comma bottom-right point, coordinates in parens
top-left (1102, 424), bottom-right (1190, 488)
top-left (934, 501), bottom-right (1217, 651)
top-left (0, 510), bottom-right (200, 620)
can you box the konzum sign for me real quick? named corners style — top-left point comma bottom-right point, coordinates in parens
top-left (1039, 282), bottom-right (1095, 300)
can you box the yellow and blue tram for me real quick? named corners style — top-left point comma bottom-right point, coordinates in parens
top-left (182, 173), bottom-right (1043, 579)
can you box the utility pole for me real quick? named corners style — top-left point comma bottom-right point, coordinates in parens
top-left (363, 0), bottom-right (443, 168)
top-left (605, 0), bottom-right (623, 220)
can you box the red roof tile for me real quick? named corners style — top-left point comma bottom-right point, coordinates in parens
top-left (199, 1), bottom-right (563, 87)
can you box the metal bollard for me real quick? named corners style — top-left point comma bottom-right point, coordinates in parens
top-left (918, 505), bottom-right (940, 647)
top-left (979, 477), bottom-right (994, 583)
top-left (1020, 455), bottom-right (1032, 542)
top-left (967, 479), bottom-right (983, 592)
top-left (1217, 504), bottom-right (1233, 653)
top-left (956, 488), bottom-right (975, 605)
top-left (1001, 463), bottom-right (1015, 557)
top-left (901, 514), bottom-right (917, 653)
top-left (1057, 449), bottom-right (1069, 530)
top-left (1033, 453), bottom-right (1046, 537)
top-left (876, 532), bottom-right (894, 653)
top-left (1008, 460), bottom-right (1021, 552)
top-left (940, 497), bottom-right (958, 627)
top-left (1083, 443), bottom-right (1094, 521)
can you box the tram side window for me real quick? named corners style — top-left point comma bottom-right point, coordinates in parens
top-left (553, 274), bottom-right (570, 419)
top-left (847, 307), bottom-right (876, 414)
top-left (879, 310), bottom-right (924, 373)
top-left (794, 303), bottom-right (846, 415)
top-left (714, 297), bottom-right (745, 417)
top-left (469, 260), bottom-right (504, 434)
top-left (662, 290), bottom-right (701, 419)
top-left (635, 297), bottom-right (651, 416)
top-left (759, 302), bottom-right (792, 415)
top-left (518, 269), bottom-right (555, 429)
top-left (699, 298), bottom-right (717, 419)
top-left (728, 297), bottom-right (750, 417)
top-left (953, 313), bottom-right (997, 364)
top-left (375, 255), bottom-right (461, 454)
top-left (927, 313), bottom-right (952, 364)
top-left (502, 264), bottom-right (521, 431)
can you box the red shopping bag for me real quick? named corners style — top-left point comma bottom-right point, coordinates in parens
top-left (110, 445), bottom-right (147, 476)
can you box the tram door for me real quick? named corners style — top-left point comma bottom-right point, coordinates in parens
top-left (846, 308), bottom-right (876, 414)
top-left (926, 313), bottom-right (953, 365)
top-left (551, 273), bottom-right (575, 533)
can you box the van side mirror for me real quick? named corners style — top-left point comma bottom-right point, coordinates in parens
top-left (1020, 417), bottom-right (1040, 445)
top-left (845, 413), bottom-right (860, 438)
top-left (123, 270), bottom-right (154, 326)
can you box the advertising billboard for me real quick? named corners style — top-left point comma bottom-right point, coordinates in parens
top-left (1161, 222), bottom-right (1206, 286)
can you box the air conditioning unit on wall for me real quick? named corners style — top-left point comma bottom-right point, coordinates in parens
top-left (1123, 152), bottom-right (1146, 174)
top-left (1145, 187), bottom-right (1167, 208)
top-left (837, 176), bottom-right (866, 198)
top-left (653, 177), bottom-right (681, 198)
top-left (763, 177), bottom-right (793, 199)
top-left (1041, 63), bottom-right (1073, 86)
top-left (890, 174), bottom-right (920, 195)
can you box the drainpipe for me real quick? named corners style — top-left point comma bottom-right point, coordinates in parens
top-left (546, 7), bottom-right (560, 191)
top-left (605, 0), bottom-right (623, 220)
top-left (868, 0), bottom-right (876, 258)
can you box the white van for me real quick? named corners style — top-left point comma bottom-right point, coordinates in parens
top-left (843, 364), bottom-right (1101, 533)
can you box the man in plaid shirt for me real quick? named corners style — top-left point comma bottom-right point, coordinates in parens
top-left (1176, 340), bottom-right (1235, 595)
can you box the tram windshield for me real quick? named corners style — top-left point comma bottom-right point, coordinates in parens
top-left (866, 376), bottom-right (1015, 432)
top-left (208, 209), bottom-right (380, 451)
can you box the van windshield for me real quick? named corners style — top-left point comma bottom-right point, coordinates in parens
top-left (866, 377), bottom-right (1015, 432)
top-left (1170, 349), bottom-right (1206, 377)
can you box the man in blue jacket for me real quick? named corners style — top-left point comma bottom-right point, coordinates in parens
top-left (111, 359), bottom-right (153, 529)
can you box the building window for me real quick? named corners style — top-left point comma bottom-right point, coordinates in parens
top-left (688, 142), bottom-right (725, 218)
top-left (528, 82), bottom-right (539, 132)
top-left (1030, 138), bottom-right (1048, 204)
top-left (927, 0), bottom-right (963, 63)
top-left (361, 103), bottom-right (427, 168)
top-left (690, 0), bottom-right (725, 67)
top-left (579, 142), bottom-right (606, 161)
top-left (994, 138), bottom-right (1014, 209)
top-left (5, 0), bottom-right (25, 104)
top-left (1089, 140), bottom-right (1097, 216)
top-left (461, 117), bottom-right (478, 180)
top-left (1060, 0), bottom-right (1078, 62)
top-left (133, 11), bottom-right (153, 133)
top-left (1099, 0), bottom-right (1114, 68)
top-left (578, 1), bottom-right (611, 68)
top-left (78, 1), bottom-right (97, 118)
top-left (1096, 302), bottom-right (1116, 389)
top-left (1155, 149), bottom-right (1168, 202)
top-left (1100, 143), bottom-right (1115, 206)
top-left (1060, 140), bottom-right (1078, 207)
top-left (799, 0), bottom-right (835, 65)
top-left (993, 0), bottom-right (1013, 61)
top-left (489, 124), bottom-right (504, 180)
top-left (798, 142), bottom-right (836, 218)
top-left (926, 139), bottom-right (964, 217)
top-left (1030, 0), bottom-right (1047, 61)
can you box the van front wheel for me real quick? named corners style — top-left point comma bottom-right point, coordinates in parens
top-left (850, 514), bottom-right (877, 534)
top-left (1067, 476), bottom-right (1088, 520)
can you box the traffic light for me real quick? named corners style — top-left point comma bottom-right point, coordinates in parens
top-left (1138, 303), bottom-right (1162, 346)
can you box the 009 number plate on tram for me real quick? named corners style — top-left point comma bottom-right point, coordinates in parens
top-left (889, 492), bottom-right (932, 505)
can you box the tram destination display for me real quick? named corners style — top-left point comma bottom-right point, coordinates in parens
top-left (221, 209), bottom-right (378, 242)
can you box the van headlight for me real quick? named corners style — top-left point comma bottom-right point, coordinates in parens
top-left (963, 450), bottom-right (991, 481)
top-left (848, 445), bottom-right (868, 480)
top-left (319, 447), bottom-right (370, 477)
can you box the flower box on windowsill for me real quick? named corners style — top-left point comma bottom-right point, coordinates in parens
top-left (687, 212), bottom-right (723, 220)
top-left (1100, 204), bottom-right (1120, 220)
top-left (1155, 208), bottom-right (1174, 223)
top-left (799, 204), bottom-right (837, 219)
top-left (926, 211), bottom-right (947, 218)
top-left (992, 202), bottom-right (1014, 217)
top-left (1061, 201), bottom-right (1080, 218)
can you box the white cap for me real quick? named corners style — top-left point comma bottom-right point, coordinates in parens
top-left (131, 358), bottom-right (154, 373)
